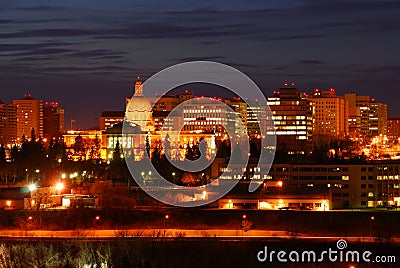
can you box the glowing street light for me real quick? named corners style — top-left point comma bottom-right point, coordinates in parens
top-left (94, 215), bottom-right (101, 230)
top-left (277, 181), bottom-right (283, 187)
top-left (55, 182), bottom-right (64, 192)
top-left (28, 184), bottom-right (37, 192)
top-left (164, 214), bottom-right (169, 232)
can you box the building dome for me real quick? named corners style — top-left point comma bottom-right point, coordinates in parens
top-left (125, 76), bottom-right (153, 131)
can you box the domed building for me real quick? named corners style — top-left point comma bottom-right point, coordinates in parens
top-left (125, 76), bottom-right (154, 132)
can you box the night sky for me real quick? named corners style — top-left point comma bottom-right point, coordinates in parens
top-left (1, 0), bottom-right (400, 129)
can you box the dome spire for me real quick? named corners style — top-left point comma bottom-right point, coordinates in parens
top-left (134, 75), bottom-right (143, 96)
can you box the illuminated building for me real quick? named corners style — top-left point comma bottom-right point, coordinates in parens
top-left (63, 130), bottom-right (106, 161)
top-left (344, 93), bottom-right (387, 137)
top-left (0, 101), bottom-right (17, 145)
top-left (104, 122), bottom-right (215, 162)
top-left (308, 88), bottom-right (348, 139)
top-left (387, 117), bottom-right (400, 138)
top-left (267, 84), bottom-right (313, 154)
top-left (44, 102), bottom-right (64, 139)
top-left (126, 76), bottom-right (154, 132)
top-left (212, 160), bottom-right (400, 209)
top-left (13, 94), bottom-right (44, 140)
top-left (99, 111), bottom-right (124, 131)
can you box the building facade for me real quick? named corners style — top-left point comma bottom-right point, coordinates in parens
top-left (267, 86), bottom-right (313, 154)
top-left (344, 93), bottom-right (387, 138)
top-left (212, 160), bottom-right (400, 209)
top-left (387, 117), bottom-right (400, 138)
top-left (13, 94), bottom-right (44, 140)
top-left (99, 111), bottom-right (124, 131)
top-left (44, 102), bottom-right (64, 139)
top-left (0, 101), bottom-right (17, 145)
top-left (309, 88), bottom-right (348, 139)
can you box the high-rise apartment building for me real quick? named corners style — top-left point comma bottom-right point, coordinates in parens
top-left (13, 94), bottom-right (43, 140)
top-left (0, 101), bottom-right (17, 145)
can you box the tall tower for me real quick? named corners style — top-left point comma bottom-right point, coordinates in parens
top-left (13, 94), bottom-right (44, 141)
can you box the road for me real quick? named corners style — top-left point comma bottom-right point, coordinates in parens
top-left (0, 229), bottom-right (398, 243)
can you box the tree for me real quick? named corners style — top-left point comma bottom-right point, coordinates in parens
top-left (0, 144), bottom-right (6, 163)
top-left (181, 173), bottom-right (195, 186)
top-left (74, 135), bottom-right (86, 161)
top-left (10, 144), bottom-right (18, 162)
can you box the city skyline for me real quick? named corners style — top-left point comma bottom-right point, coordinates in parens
top-left (0, 0), bottom-right (399, 129)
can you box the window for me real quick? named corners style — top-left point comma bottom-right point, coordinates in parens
top-left (368, 167), bottom-right (373, 172)
top-left (361, 167), bottom-right (367, 172)
top-left (361, 184), bottom-right (366, 189)
top-left (361, 176), bottom-right (366, 180)
top-left (361, 192), bottom-right (367, 197)
top-left (368, 176), bottom-right (373, 180)
top-left (361, 201), bottom-right (367, 206)
top-left (368, 184), bottom-right (374, 189)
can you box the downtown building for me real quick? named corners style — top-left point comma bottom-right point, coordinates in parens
top-left (344, 93), bottom-right (387, 138)
top-left (308, 88), bottom-right (349, 140)
top-left (43, 101), bottom-right (65, 139)
top-left (387, 117), bottom-right (400, 138)
top-left (266, 84), bottom-right (313, 155)
top-left (13, 94), bottom-right (44, 140)
top-left (0, 101), bottom-right (17, 145)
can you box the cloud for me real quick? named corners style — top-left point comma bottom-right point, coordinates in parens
top-left (171, 56), bottom-right (226, 62)
top-left (0, 29), bottom-right (93, 39)
top-left (298, 60), bottom-right (325, 65)
top-left (16, 6), bottom-right (67, 11)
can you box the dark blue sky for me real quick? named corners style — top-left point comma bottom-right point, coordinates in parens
top-left (1, 0), bottom-right (400, 129)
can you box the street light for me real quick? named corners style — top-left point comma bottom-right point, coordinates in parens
top-left (164, 214), bottom-right (169, 233)
top-left (370, 216), bottom-right (375, 239)
top-left (94, 216), bottom-right (100, 230)
top-left (28, 184), bottom-right (37, 192)
top-left (55, 182), bottom-right (64, 194)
